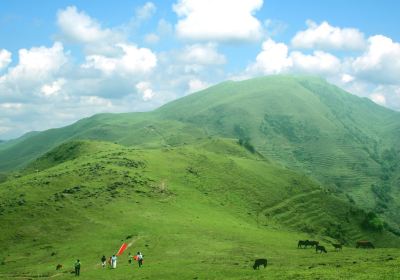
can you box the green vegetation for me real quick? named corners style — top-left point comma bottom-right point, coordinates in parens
top-left (1, 75), bottom-right (400, 279)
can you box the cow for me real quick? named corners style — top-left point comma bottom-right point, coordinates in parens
top-left (56, 264), bottom-right (63, 270)
top-left (316, 245), bottom-right (327, 253)
top-left (308, 240), bottom-right (319, 247)
top-left (332, 243), bottom-right (342, 250)
top-left (298, 240), bottom-right (309, 248)
top-left (356, 241), bottom-right (374, 249)
top-left (253, 259), bottom-right (268, 270)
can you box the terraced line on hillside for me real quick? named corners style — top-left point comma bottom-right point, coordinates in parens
top-left (256, 189), bottom-right (322, 226)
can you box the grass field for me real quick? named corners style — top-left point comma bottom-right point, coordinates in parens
top-left (1, 76), bottom-right (400, 279)
top-left (0, 139), bottom-right (399, 279)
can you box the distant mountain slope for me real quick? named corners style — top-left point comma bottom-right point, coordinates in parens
top-left (1, 75), bottom-right (399, 230)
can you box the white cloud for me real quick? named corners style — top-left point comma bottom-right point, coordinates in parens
top-left (341, 74), bottom-right (355, 83)
top-left (292, 20), bottom-right (366, 51)
top-left (370, 93), bottom-right (386, 105)
top-left (291, 50), bottom-right (341, 75)
top-left (40, 78), bottom-right (66, 97)
top-left (0, 49), bottom-right (12, 70)
top-left (180, 43), bottom-right (226, 65)
top-left (1, 42), bottom-right (67, 86)
top-left (352, 35), bottom-right (400, 84)
top-left (173, 0), bottom-right (263, 42)
top-left (57, 6), bottom-right (112, 44)
top-left (188, 78), bottom-right (209, 93)
top-left (136, 81), bottom-right (155, 101)
top-left (135, 2), bottom-right (156, 21)
top-left (82, 43), bottom-right (157, 76)
top-left (246, 39), bottom-right (292, 74)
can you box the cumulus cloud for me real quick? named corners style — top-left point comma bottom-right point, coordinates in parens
top-left (57, 6), bottom-right (113, 44)
top-left (173, 0), bottom-right (263, 42)
top-left (0, 42), bottom-right (68, 101)
top-left (0, 49), bottom-right (12, 70)
top-left (9, 42), bottom-right (67, 81)
top-left (40, 78), bottom-right (66, 97)
top-left (136, 81), bottom-right (155, 101)
top-left (352, 35), bottom-right (400, 85)
top-left (82, 43), bottom-right (157, 76)
top-left (291, 50), bottom-right (341, 75)
top-left (57, 6), bottom-right (123, 55)
top-left (246, 39), bottom-right (342, 78)
top-left (180, 43), bottom-right (226, 65)
top-left (292, 20), bottom-right (366, 51)
top-left (246, 39), bottom-right (292, 74)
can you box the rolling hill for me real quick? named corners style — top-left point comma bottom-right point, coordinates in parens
top-left (1, 139), bottom-right (399, 279)
top-left (1, 75), bottom-right (399, 229)
top-left (0, 75), bottom-right (399, 278)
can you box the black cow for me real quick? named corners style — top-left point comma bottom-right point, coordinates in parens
top-left (56, 264), bottom-right (63, 270)
top-left (332, 243), bottom-right (342, 250)
top-left (316, 245), bottom-right (327, 253)
top-left (253, 258), bottom-right (268, 270)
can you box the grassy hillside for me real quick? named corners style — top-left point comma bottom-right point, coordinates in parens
top-left (1, 139), bottom-right (399, 279)
top-left (1, 75), bottom-right (399, 231)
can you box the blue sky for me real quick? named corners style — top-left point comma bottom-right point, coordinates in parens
top-left (1, 0), bottom-right (400, 139)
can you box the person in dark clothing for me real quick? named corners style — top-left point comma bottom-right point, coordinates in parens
top-left (101, 255), bottom-right (107, 268)
top-left (74, 259), bottom-right (81, 276)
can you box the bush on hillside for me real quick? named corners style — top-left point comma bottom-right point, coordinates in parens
top-left (238, 138), bottom-right (256, 153)
top-left (362, 211), bottom-right (384, 232)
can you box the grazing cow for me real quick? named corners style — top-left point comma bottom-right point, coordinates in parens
top-left (316, 245), bottom-right (327, 253)
top-left (253, 259), bottom-right (268, 270)
top-left (332, 243), bottom-right (342, 250)
top-left (298, 240), bottom-right (309, 248)
top-left (56, 264), bottom-right (63, 270)
top-left (308, 240), bottom-right (319, 247)
top-left (356, 241), bottom-right (374, 249)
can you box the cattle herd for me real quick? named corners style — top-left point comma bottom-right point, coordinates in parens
top-left (253, 240), bottom-right (375, 270)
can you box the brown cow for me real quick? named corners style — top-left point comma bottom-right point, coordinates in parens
top-left (356, 241), bottom-right (374, 248)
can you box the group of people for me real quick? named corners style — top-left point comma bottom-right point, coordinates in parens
top-left (72, 251), bottom-right (144, 276)
top-left (100, 252), bottom-right (144, 269)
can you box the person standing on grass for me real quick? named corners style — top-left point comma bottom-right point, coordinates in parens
top-left (101, 255), bottom-right (107, 268)
top-left (111, 254), bottom-right (117, 269)
top-left (128, 252), bottom-right (133, 264)
top-left (74, 259), bottom-right (81, 276)
top-left (136, 252), bottom-right (143, 267)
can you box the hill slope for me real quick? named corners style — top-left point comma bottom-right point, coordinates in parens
top-left (1, 75), bottom-right (399, 230)
top-left (1, 139), bottom-right (399, 279)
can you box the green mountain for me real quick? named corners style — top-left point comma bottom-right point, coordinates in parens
top-left (1, 75), bottom-right (399, 279)
top-left (1, 75), bottom-right (399, 227)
